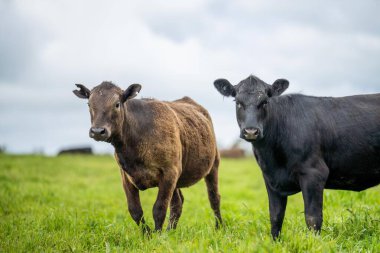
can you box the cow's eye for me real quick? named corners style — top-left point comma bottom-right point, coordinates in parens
top-left (258, 100), bottom-right (268, 109)
top-left (237, 102), bottom-right (243, 109)
top-left (115, 102), bottom-right (120, 108)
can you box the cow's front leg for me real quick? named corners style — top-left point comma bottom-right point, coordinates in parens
top-left (264, 180), bottom-right (288, 240)
top-left (299, 164), bottom-right (328, 233)
top-left (120, 169), bottom-right (150, 234)
top-left (153, 173), bottom-right (177, 231)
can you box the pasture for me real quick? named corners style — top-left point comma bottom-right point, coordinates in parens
top-left (0, 154), bottom-right (379, 252)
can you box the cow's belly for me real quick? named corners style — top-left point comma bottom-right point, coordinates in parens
top-left (176, 143), bottom-right (216, 188)
top-left (324, 152), bottom-right (380, 191)
top-left (177, 159), bottom-right (214, 188)
top-left (325, 172), bottom-right (380, 191)
top-left (176, 172), bottom-right (206, 188)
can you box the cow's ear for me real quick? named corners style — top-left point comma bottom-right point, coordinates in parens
top-left (270, 79), bottom-right (289, 96)
top-left (214, 78), bottom-right (236, 97)
top-left (73, 84), bottom-right (91, 99)
top-left (121, 84), bottom-right (142, 103)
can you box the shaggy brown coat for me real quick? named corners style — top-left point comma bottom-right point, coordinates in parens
top-left (74, 82), bottom-right (222, 232)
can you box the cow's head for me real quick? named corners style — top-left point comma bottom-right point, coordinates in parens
top-left (214, 75), bottom-right (288, 142)
top-left (73, 82), bottom-right (141, 142)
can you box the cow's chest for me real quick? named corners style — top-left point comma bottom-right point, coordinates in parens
top-left (115, 153), bottom-right (159, 190)
top-left (254, 149), bottom-right (300, 196)
top-left (262, 169), bottom-right (300, 196)
top-left (124, 168), bottom-right (159, 190)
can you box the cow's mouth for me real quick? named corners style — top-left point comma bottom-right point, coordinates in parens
top-left (91, 135), bottom-right (109, 142)
top-left (240, 135), bottom-right (258, 142)
top-left (244, 135), bottom-right (258, 141)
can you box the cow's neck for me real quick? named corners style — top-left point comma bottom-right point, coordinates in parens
top-left (251, 99), bottom-right (288, 168)
top-left (112, 101), bottom-right (140, 154)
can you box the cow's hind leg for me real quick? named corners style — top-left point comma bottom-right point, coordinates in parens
top-left (205, 157), bottom-right (223, 228)
top-left (167, 189), bottom-right (184, 230)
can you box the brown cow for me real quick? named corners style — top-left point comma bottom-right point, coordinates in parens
top-left (73, 82), bottom-right (222, 233)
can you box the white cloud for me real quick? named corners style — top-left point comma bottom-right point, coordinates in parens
top-left (1, 0), bottom-right (379, 154)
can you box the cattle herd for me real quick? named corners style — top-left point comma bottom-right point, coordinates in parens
top-left (74, 75), bottom-right (380, 240)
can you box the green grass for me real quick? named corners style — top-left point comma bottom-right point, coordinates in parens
top-left (0, 154), bottom-right (379, 252)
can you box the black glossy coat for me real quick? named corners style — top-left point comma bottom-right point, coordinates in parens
top-left (214, 75), bottom-right (380, 239)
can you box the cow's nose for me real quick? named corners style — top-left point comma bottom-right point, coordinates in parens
top-left (244, 127), bottom-right (259, 135)
top-left (90, 127), bottom-right (106, 136)
top-left (243, 127), bottom-right (260, 140)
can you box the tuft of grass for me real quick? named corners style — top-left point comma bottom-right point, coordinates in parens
top-left (0, 154), bottom-right (379, 252)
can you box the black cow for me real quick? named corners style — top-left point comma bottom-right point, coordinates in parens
top-left (214, 75), bottom-right (380, 239)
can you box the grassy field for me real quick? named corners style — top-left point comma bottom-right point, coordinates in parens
top-left (0, 154), bottom-right (379, 252)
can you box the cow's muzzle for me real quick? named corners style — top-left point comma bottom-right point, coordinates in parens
top-left (241, 127), bottom-right (260, 141)
top-left (89, 127), bottom-right (109, 141)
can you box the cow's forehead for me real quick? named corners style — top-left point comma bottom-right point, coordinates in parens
top-left (92, 82), bottom-right (123, 95)
top-left (236, 90), bottom-right (266, 103)
top-left (89, 91), bottom-right (119, 102)
top-left (236, 76), bottom-right (267, 94)
top-left (89, 83), bottom-right (122, 105)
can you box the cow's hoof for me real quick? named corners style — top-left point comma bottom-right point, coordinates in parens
top-left (141, 224), bottom-right (152, 238)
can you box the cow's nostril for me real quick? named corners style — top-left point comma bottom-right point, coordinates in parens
top-left (244, 128), bottom-right (259, 136)
top-left (91, 127), bottom-right (106, 135)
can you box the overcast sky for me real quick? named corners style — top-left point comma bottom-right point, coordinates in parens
top-left (1, 0), bottom-right (380, 155)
